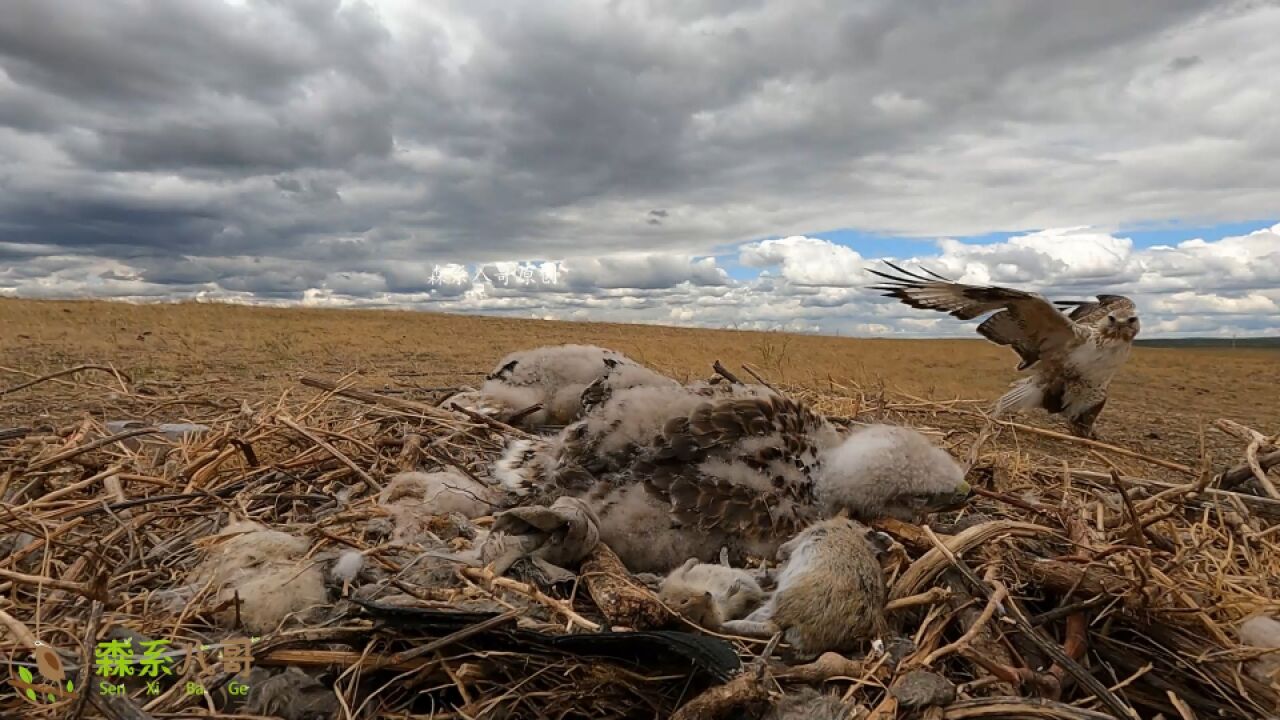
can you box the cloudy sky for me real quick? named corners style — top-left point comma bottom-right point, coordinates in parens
top-left (2, 1), bottom-right (1278, 337)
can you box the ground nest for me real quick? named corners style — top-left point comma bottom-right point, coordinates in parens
top-left (1, 363), bottom-right (1278, 719)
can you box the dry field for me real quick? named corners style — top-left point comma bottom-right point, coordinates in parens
top-left (3, 297), bottom-right (1280, 719)
top-left (2, 297), bottom-right (1277, 471)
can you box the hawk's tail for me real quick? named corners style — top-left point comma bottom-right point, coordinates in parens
top-left (993, 378), bottom-right (1043, 418)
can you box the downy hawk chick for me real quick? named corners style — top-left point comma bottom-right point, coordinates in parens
top-left (443, 344), bottom-right (680, 428)
top-left (493, 384), bottom-right (971, 572)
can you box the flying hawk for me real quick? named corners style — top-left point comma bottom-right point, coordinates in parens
top-left (493, 384), bottom-right (970, 573)
top-left (868, 262), bottom-right (1140, 438)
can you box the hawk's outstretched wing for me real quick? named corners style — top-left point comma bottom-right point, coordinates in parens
top-left (868, 262), bottom-right (1085, 370)
top-left (1053, 295), bottom-right (1137, 326)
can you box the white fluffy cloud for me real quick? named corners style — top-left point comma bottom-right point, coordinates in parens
top-left (561, 254), bottom-right (726, 290)
top-left (740, 236), bottom-right (865, 287)
top-left (927, 225), bottom-right (1280, 297)
top-left (6, 225), bottom-right (1278, 339)
top-left (934, 229), bottom-right (1139, 286)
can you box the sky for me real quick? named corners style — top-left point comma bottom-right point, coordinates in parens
top-left (1, 1), bottom-right (1279, 338)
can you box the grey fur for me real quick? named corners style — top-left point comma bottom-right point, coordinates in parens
top-left (722, 517), bottom-right (887, 659)
top-left (658, 558), bottom-right (765, 629)
top-left (766, 687), bottom-right (854, 720)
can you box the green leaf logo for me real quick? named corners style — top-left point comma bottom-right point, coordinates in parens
top-left (17, 666), bottom-right (37, 702)
top-left (13, 664), bottom-right (74, 704)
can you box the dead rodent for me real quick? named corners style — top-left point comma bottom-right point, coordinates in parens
top-left (658, 558), bottom-right (765, 629)
top-left (765, 687), bottom-right (854, 720)
top-left (723, 517), bottom-right (889, 659)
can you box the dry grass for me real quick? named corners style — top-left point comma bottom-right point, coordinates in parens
top-left (2, 297), bottom-right (1279, 719)
top-left (3, 297), bottom-right (1278, 467)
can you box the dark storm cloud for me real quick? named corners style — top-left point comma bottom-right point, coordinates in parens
top-left (0, 0), bottom-right (390, 107)
top-left (83, 113), bottom-right (394, 172)
top-left (2, 0), bottom-right (1278, 323)
top-left (1, 199), bottom-right (227, 254)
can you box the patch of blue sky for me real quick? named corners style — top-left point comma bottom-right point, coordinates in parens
top-left (714, 254), bottom-right (760, 281)
top-left (808, 228), bottom-right (1035, 256)
top-left (1110, 219), bottom-right (1276, 248)
top-left (719, 219), bottom-right (1276, 282)
top-left (810, 221), bottom-right (1278, 254)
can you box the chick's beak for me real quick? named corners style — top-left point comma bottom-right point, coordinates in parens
top-left (935, 481), bottom-right (972, 511)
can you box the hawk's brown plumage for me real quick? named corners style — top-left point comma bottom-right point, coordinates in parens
top-left (636, 393), bottom-right (834, 540)
top-left (868, 262), bottom-right (1140, 438)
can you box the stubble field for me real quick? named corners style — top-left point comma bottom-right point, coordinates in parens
top-left (2, 297), bottom-right (1277, 473)
top-left (3, 296), bottom-right (1280, 718)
